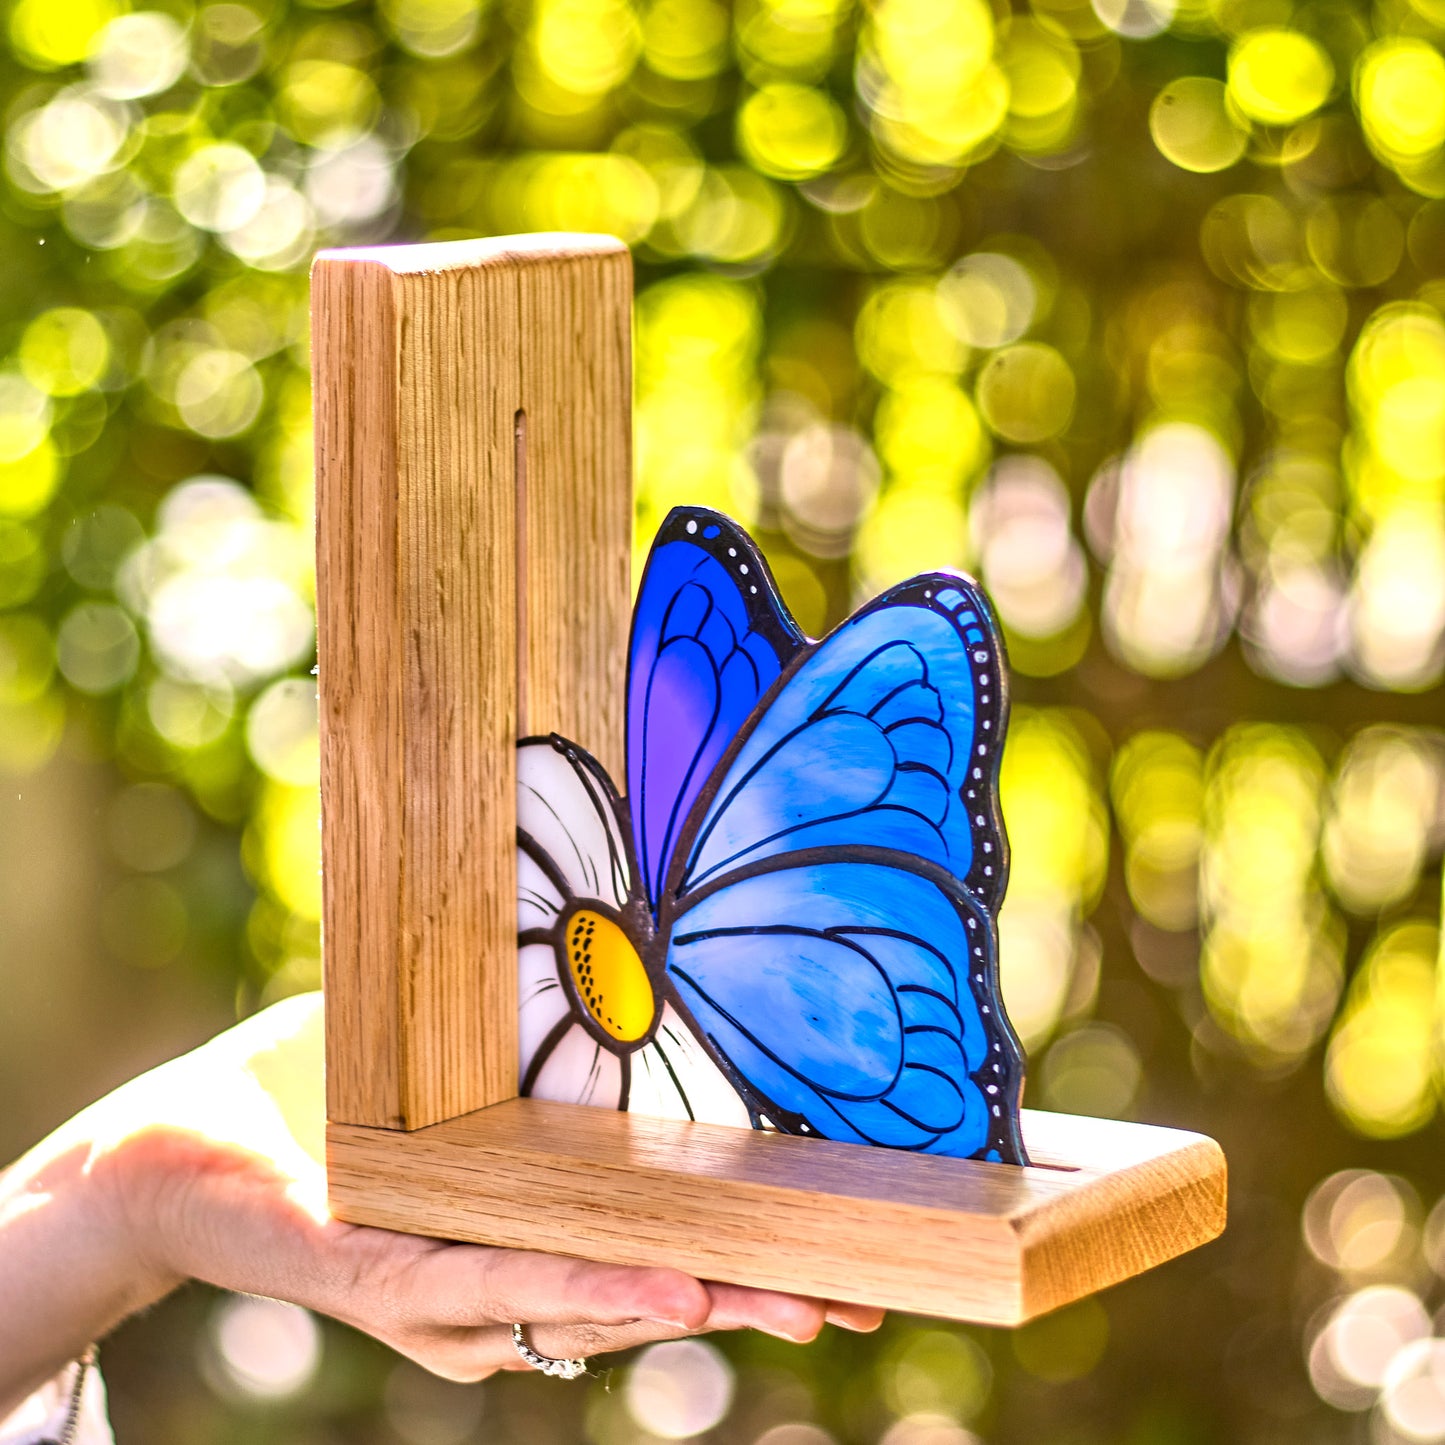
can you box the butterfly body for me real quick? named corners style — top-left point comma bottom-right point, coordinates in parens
top-left (516, 506), bottom-right (1027, 1164)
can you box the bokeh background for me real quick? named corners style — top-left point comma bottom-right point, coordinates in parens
top-left (0, 0), bottom-right (1442, 1439)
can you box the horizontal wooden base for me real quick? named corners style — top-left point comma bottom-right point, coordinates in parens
top-left (327, 1100), bottom-right (1225, 1326)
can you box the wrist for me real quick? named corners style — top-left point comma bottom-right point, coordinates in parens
top-left (0, 1122), bottom-right (171, 1414)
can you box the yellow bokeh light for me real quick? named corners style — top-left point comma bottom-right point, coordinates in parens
top-left (1199, 725), bottom-right (1345, 1060)
top-left (1355, 39), bottom-right (1445, 164)
top-left (871, 0), bottom-right (995, 101)
top-left (1111, 731), bottom-right (1204, 932)
top-left (248, 782), bottom-right (323, 923)
top-left (1348, 305), bottom-right (1445, 492)
top-left (1228, 29), bottom-right (1334, 128)
top-left (19, 309), bottom-right (110, 397)
top-left (672, 166), bottom-right (788, 263)
top-left (380, 0), bottom-right (484, 60)
top-left (533, 0), bottom-right (641, 98)
top-left (1325, 922), bottom-right (1441, 1139)
top-left (509, 152), bottom-right (660, 242)
top-left (0, 612), bottom-right (55, 705)
top-left (0, 691), bottom-right (65, 775)
top-left (279, 61), bottom-right (381, 148)
top-left (633, 275), bottom-right (763, 554)
top-left (737, 0), bottom-right (847, 81)
top-left (874, 378), bottom-right (988, 488)
top-left (737, 84), bottom-right (847, 181)
top-left (856, 281), bottom-right (968, 385)
top-left (999, 20), bottom-right (1080, 153)
top-left (938, 252), bottom-right (1037, 350)
top-left (863, 0), bottom-right (1009, 168)
top-left (1203, 909), bottom-right (1345, 1058)
top-left (1150, 77), bottom-right (1249, 174)
top-left (1249, 280), bottom-right (1349, 365)
top-left (853, 483), bottom-right (969, 591)
top-left (883, 1330), bottom-right (992, 1423)
top-left (995, 709), bottom-right (1108, 1047)
top-left (1203, 725), bottom-right (1323, 916)
top-left (0, 438), bottom-right (60, 519)
top-left (643, 0), bottom-right (729, 81)
top-left (1322, 728), bottom-right (1441, 915)
top-left (9, 0), bottom-right (118, 69)
top-left (1003, 709), bottom-right (1109, 911)
top-left (976, 342), bottom-right (1075, 444)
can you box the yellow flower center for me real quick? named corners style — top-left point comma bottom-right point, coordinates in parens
top-left (565, 908), bottom-right (655, 1044)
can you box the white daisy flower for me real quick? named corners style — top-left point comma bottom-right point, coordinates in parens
top-left (516, 737), bottom-right (752, 1129)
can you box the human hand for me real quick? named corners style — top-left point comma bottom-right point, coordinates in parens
top-left (0, 994), bottom-right (882, 1409)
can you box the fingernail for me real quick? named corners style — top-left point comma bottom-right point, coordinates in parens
top-left (826, 1309), bottom-right (882, 1333)
top-left (763, 1325), bottom-right (815, 1344)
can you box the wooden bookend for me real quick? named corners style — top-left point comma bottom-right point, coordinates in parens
top-left (315, 233), bottom-right (1225, 1325)
top-left (314, 234), bottom-right (630, 1131)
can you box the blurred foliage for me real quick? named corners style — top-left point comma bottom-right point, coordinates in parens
top-left (1, 0), bottom-right (1444, 1439)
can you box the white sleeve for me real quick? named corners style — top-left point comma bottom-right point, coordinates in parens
top-left (0, 1359), bottom-right (112, 1445)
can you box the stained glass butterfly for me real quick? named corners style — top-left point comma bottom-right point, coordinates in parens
top-left (516, 506), bottom-right (1027, 1163)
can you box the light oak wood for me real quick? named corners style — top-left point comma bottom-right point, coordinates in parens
top-left (314, 235), bottom-right (631, 1130)
top-left (327, 1100), bottom-right (1226, 1325)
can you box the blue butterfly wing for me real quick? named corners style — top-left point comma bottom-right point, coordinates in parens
top-left (627, 507), bottom-right (805, 914)
top-left (671, 577), bottom-right (1008, 913)
top-left (655, 571), bottom-right (1023, 1163)
top-left (664, 858), bottom-right (1024, 1161)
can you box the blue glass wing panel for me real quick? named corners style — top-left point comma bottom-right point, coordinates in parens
top-left (626, 507), bottom-right (804, 914)
top-left (664, 858), bottom-right (1024, 1161)
top-left (675, 577), bottom-right (1009, 912)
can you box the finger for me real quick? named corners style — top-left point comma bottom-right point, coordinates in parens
top-left (412, 1317), bottom-right (706, 1383)
top-left (825, 1302), bottom-right (886, 1332)
top-left (701, 1282), bottom-right (827, 1343)
top-left (414, 1244), bottom-right (713, 1332)
top-left (517, 1315), bottom-right (702, 1365)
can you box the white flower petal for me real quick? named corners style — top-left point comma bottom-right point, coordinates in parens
top-left (628, 1006), bottom-right (752, 1128)
top-left (519, 942), bottom-right (570, 1082)
top-left (529, 1021), bottom-right (623, 1109)
top-left (518, 848), bottom-right (565, 932)
top-left (517, 740), bottom-right (630, 908)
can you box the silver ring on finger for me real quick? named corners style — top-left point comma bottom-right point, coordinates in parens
top-left (511, 1323), bottom-right (588, 1380)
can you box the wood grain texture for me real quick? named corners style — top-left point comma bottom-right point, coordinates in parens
top-left (516, 245), bottom-right (631, 781)
top-left (314, 234), bottom-right (632, 1130)
top-left (327, 1101), bottom-right (1226, 1324)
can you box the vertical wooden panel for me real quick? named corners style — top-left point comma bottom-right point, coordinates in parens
top-left (314, 258), bottom-right (405, 1126)
top-left (314, 235), bottom-right (633, 1131)
top-left (517, 245), bottom-right (631, 781)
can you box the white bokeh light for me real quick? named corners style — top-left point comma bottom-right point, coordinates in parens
top-left (306, 137), bottom-right (398, 228)
top-left (624, 1339), bottom-right (735, 1440)
top-left (173, 143), bottom-right (267, 233)
top-left (1348, 510), bottom-right (1445, 690)
top-left (119, 476), bottom-right (314, 687)
top-left (9, 88), bottom-right (131, 194)
top-left (1093, 422), bottom-right (1238, 676)
top-left (88, 12), bottom-right (190, 100)
top-left (208, 1296), bottom-right (321, 1401)
top-left (1382, 1338), bottom-right (1445, 1443)
top-left (1319, 1287), bottom-right (1431, 1393)
top-left (969, 456), bottom-right (1087, 639)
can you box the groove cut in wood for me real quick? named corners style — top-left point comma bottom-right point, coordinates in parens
top-left (327, 1100), bottom-right (1227, 1325)
top-left (314, 235), bottom-right (631, 1132)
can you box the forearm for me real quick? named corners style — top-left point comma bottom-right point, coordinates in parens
top-left (0, 1124), bottom-right (175, 1416)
